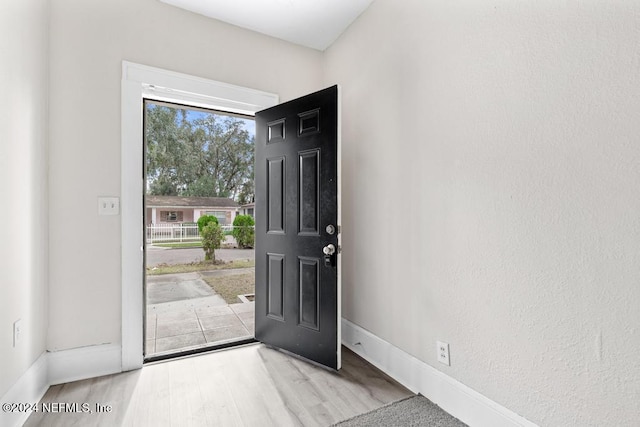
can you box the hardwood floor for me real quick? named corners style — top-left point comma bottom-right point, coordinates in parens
top-left (24, 344), bottom-right (412, 426)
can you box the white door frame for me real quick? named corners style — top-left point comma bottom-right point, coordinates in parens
top-left (120, 62), bottom-right (278, 370)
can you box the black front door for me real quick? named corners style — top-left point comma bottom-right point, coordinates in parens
top-left (254, 85), bottom-right (341, 370)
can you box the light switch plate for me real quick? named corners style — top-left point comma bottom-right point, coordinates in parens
top-left (98, 197), bottom-right (120, 215)
top-left (13, 319), bottom-right (22, 347)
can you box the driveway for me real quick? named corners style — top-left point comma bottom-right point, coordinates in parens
top-left (146, 247), bottom-right (254, 267)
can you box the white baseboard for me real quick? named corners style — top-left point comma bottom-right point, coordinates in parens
top-left (48, 344), bottom-right (122, 386)
top-left (341, 319), bottom-right (538, 427)
top-left (4, 327), bottom-right (538, 427)
top-left (0, 344), bottom-right (123, 427)
top-left (0, 353), bottom-right (49, 427)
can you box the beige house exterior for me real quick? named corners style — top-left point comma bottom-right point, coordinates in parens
top-left (239, 202), bottom-right (255, 218)
top-left (145, 195), bottom-right (239, 225)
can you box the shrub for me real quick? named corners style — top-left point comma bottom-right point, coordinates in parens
top-left (232, 215), bottom-right (255, 248)
top-left (201, 222), bottom-right (225, 262)
top-left (197, 215), bottom-right (218, 233)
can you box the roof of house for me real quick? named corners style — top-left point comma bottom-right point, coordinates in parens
top-left (146, 195), bottom-right (239, 208)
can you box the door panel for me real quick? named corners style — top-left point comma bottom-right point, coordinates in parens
top-left (267, 253), bottom-right (285, 320)
top-left (299, 149), bottom-right (320, 235)
top-left (255, 85), bottom-right (340, 370)
top-left (299, 257), bottom-right (320, 330)
top-left (267, 157), bottom-right (285, 233)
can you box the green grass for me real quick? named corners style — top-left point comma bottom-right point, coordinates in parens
top-left (203, 272), bottom-right (255, 305)
top-left (152, 241), bottom-right (202, 248)
top-left (147, 259), bottom-right (254, 275)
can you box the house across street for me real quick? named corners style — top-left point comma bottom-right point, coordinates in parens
top-left (146, 195), bottom-right (240, 225)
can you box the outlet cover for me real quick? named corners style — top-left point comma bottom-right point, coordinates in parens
top-left (437, 341), bottom-right (450, 366)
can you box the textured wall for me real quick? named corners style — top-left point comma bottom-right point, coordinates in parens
top-left (325, 1), bottom-right (640, 425)
top-left (0, 0), bottom-right (50, 398)
top-left (8, 1), bottom-right (640, 424)
top-left (48, 0), bottom-right (322, 351)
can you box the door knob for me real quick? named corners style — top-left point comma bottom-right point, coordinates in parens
top-left (323, 244), bottom-right (336, 256)
top-left (323, 244), bottom-right (336, 267)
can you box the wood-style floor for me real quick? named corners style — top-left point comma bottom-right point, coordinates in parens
top-left (24, 344), bottom-right (413, 426)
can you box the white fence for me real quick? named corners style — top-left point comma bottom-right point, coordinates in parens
top-left (146, 223), bottom-right (199, 243)
top-left (146, 223), bottom-right (249, 243)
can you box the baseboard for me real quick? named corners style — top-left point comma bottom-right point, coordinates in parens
top-left (48, 343), bottom-right (122, 386)
top-left (3, 327), bottom-right (537, 427)
top-left (0, 353), bottom-right (49, 427)
top-left (0, 344), bottom-right (124, 427)
top-left (341, 319), bottom-right (538, 427)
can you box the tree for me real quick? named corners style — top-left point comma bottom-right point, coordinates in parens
top-left (145, 103), bottom-right (255, 201)
top-left (236, 172), bottom-right (255, 206)
top-left (232, 215), bottom-right (255, 248)
top-left (145, 105), bottom-right (184, 195)
top-left (186, 115), bottom-right (254, 200)
top-left (201, 222), bottom-right (225, 262)
top-left (197, 214), bottom-right (218, 233)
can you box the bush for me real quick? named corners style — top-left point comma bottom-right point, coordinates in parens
top-left (201, 222), bottom-right (225, 261)
top-left (232, 215), bottom-right (255, 248)
top-left (197, 215), bottom-right (218, 233)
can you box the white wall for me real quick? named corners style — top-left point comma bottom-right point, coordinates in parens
top-left (48, 0), bottom-right (322, 351)
top-left (7, 0), bottom-right (639, 424)
top-left (0, 0), bottom-right (50, 398)
top-left (325, 1), bottom-right (640, 425)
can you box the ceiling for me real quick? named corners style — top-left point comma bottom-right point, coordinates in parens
top-left (159, 0), bottom-right (375, 51)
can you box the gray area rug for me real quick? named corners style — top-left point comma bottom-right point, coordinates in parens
top-left (333, 395), bottom-right (467, 427)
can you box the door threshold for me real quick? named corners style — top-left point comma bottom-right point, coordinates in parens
top-left (144, 337), bottom-right (257, 364)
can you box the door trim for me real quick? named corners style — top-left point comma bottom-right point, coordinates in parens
top-left (336, 85), bottom-right (342, 368)
top-left (121, 61), bottom-right (278, 371)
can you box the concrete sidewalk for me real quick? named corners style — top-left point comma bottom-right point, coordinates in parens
top-left (146, 246), bottom-right (254, 267)
top-left (146, 269), bottom-right (254, 357)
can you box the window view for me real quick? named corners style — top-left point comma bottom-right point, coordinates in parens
top-left (164, 211), bottom-right (180, 222)
top-left (143, 100), bottom-right (256, 360)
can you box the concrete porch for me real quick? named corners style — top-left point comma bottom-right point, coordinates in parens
top-left (145, 266), bottom-right (255, 358)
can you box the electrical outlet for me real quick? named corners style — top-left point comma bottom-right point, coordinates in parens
top-left (437, 341), bottom-right (450, 366)
top-left (13, 319), bottom-right (22, 347)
